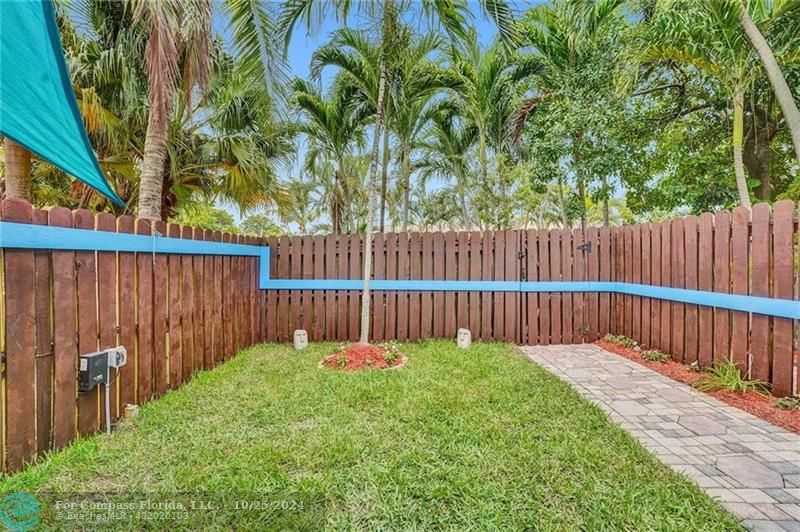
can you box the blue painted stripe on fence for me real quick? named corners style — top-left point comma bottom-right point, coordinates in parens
top-left (1, 220), bottom-right (797, 319)
top-left (260, 279), bottom-right (800, 319)
top-left (0, 220), bottom-right (272, 286)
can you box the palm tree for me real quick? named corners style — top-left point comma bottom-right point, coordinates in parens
top-left (314, 26), bottom-right (449, 232)
top-left (736, 0), bottom-right (800, 165)
top-left (623, 0), bottom-right (799, 207)
top-left (279, 178), bottom-right (321, 234)
top-left (282, 0), bottom-right (518, 344)
top-left (133, 0), bottom-right (292, 220)
top-left (201, 69), bottom-right (296, 215)
top-left (292, 77), bottom-right (368, 234)
top-left (389, 33), bottom-right (450, 231)
top-left (444, 33), bottom-right (522, 187)
top-left (132, 0), bottom-right (212, 220)
top-left (3, 140), bottom-right (32, 200)
top-left (415, 107), bottom-right (479, 229)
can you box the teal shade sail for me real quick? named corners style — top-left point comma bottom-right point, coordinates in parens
top-left (0, 0), bottom-right (123, 205)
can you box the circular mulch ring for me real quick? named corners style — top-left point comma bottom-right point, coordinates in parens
top-left (320, 343), bottom-right (406, 372)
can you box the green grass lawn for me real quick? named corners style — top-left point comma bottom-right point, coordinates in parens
top-left (1, 341), bottom-right (739, 530)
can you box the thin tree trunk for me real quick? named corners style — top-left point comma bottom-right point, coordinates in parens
top-left (360, 60), bottom-right (387, 344)
top-left (459, 175), bottom-right (470, 230)
top-left (573, 133), bottom-right (586, 232)
top-left (479, 132), bottom-right (488, 183)
top-left (577, 177), bottom-right (586, 233)
top-left (333, 167), bottom-right (343, 234)
top-left (733, 90), bottom-right (752, 209)
top-left (739, 4), bottom-right (800, 164)
top-left (602, 174), bottom-right (610, 226)
top-left (556, 176), bottom-right (569, 229)
top-left (379, 128), bottom-right (390, 232)
top-left (138, 107), bottom-right (170, 220)
top-left (4, 139), bottom-right (32, 200)
top-left (401, 147), bottom-right (411, 232)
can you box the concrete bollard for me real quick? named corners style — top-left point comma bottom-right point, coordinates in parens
top-left (294, 329), bottom-right (308, 350)
top-left (457, 328), bottom-right (472, 349)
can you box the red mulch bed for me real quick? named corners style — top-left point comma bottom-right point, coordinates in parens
top-left (594, 339), bottom-right (800, 435)
top-left (322, 343), bottom-right (405, 372)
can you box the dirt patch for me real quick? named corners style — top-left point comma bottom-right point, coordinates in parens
top-left (321, 343), bottom-right (406, 372)
top-left (594, 339), bottom-right (800, 435)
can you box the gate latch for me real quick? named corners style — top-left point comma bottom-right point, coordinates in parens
top-left (576, 241), bottom-right (592, 253)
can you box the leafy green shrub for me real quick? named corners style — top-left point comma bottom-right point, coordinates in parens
top-left (693, 361), bottom-right (769, 395)
top-left (774, 396), bottom-right (800, 411)
top-left (642, 350), bottom-right (670, 363)
top-left (603, 334), bottom-right (638, 349)
top-left (380, 341), bottom-right (402, 364)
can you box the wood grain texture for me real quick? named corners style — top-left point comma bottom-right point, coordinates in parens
top-left (771, 200), bottom-right (795, 396)
top-left (749, 204), bottom-right (770, 382)
top-left (713, 211), bottom-right (731, 363)
top-left (50, 207), bottom-right (78, 451)
top-left (32, 209), bottom-right (53, 453)
top-left (75, 209), bottom-right (99, 435)
top-left (730, 206), bottom-right (749, 371)
top-left (3, 199), bottom-right (37, 470)
top-left (683, 216), bottom-right (698, 364)
top-left (697, 213), bottom-right (714, 367)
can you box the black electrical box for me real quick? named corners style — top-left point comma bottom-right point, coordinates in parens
top-left (79, 351), bottom-right (109, 392)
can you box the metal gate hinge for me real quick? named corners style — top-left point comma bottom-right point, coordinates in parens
top-left (577, 242), bottom-right (592, 253)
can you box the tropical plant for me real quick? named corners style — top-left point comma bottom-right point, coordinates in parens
top-left (282, 0), bottom-right (519, 345)
top-left (240, 213), bottom-right (285, 237)
top-left (415, 106), bottom-right (479, 228)
top-left (515, 0), bottom-right (624, 228)
top-left (693, 361), bottom-right (770, 394)
top-left (292, 76), bottom-right (369, 234)
top-left (736, 0), bottom-right (800, 165)
top-left (622, 0), bottom-right (800, 208)
top-left (171, 202), bottom-right (239, 233)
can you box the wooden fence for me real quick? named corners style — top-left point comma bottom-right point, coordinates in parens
top-left (261, 227), bottom-right (614, 346)
top-left (0, 198), bottom-right (265, 473)
top-left (607, 202), bottom-right (797, 398)
top-left (262, 201), bottom-right (797, 398)
top-left (1, 198), bottom-right (797, 473)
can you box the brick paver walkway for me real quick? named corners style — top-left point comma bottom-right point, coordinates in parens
top-left (522, 344), bottom-right (800, 532)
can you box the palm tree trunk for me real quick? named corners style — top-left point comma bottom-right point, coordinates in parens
top-left (379, 128), bottom-right (390, 232)
top-left (401, 147), bottom-right (411, 232)
top-left (138, 108), bottom-right (170, 221)
top-left (733, 90), bottom-right (752, 209)
top-left (360, 60), bottom-right (387, 344)
top-left (739, 4), bottom-right (800, 164)
top-left (556, 176), bottom-right (569, 229)
top-left (4, 139), bottom-right (32, 200)
top-left (333, 167), bottom-right (344, 234)
top-left (458, 175), bottom-right (470, 230)
top-left (478, 132), bottom-right (489, 183)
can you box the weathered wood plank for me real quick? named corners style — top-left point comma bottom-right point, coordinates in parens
top-left (771, 200), bottom-right (795, 396)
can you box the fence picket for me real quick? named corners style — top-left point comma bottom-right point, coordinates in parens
top-left (750, 204), bottom-right (770, 381)
top-left (772, 200), bottom-right (795, 396)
